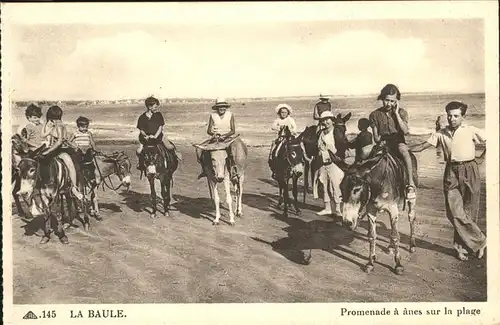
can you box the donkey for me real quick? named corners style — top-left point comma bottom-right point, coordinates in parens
top-left (11, 134), bottom-right (31, 217)
top-left (80, 149), bottom-right (132, 219)
top-left (301, 112), bottom-right (352, 202)
top-left (16, 145), bottom-right (87, 244)
top-left (142, 144), bottom-right (178, 218)
top-left (195, 136), bottom-right (248, 226)
top-left (270, 126), bottom-right (311, 217)
top-left (340, 143), bottom-right (419, 275)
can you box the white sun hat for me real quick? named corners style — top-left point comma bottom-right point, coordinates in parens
top-left (319, 111), bottom-right (334, 120)
top-left (275, 103), bottom-right (293, 115)
top-left (319, 94), bottom-right (330, 100)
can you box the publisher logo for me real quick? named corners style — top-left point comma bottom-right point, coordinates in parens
top-left (23, 311), bottom-right (38, 320)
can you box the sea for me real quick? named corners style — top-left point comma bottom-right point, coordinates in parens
top-left (10, 93), bottom-right (485, 147)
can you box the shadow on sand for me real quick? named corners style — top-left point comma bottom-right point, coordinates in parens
top-left (171, 194), bottom-right (221, 223)
top-left (258, 177), bottom-right (312, 194)
top-left (250, 212), bottom-right (398, 272)
top-left (242, 192), bottom-right (321, 215)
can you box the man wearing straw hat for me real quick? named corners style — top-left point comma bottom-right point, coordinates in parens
top-left (313, 93), bottom-right (333, 123)
top-left (196, 97), bottom-right (237, 179)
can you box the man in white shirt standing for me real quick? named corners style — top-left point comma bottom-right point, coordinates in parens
top-left (410, 101), bottom-right (486, 261)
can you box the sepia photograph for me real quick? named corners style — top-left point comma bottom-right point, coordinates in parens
top-left (2, 2), bottom-right (499, 325)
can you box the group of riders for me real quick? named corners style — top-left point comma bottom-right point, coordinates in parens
top-left (12, 82), bottom-right (487, 261)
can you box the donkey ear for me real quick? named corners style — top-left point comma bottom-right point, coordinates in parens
top-left (343, 112), bottom-right (352, 122)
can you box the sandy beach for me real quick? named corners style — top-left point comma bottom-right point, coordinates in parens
top-left (11, 138), bottom-right (487, 304)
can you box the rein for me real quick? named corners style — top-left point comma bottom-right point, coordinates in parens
top-left (93, 151), bottom-right (129, 191)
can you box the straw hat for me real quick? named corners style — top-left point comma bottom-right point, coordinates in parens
top-left (319, 111), bottom-right (334, 120)
top-left (212, 97), bottom-right (231, 109)
top-left (319, 94), bottom-right (330, 100)
top-left (275, 103), bottom-right (293, 115)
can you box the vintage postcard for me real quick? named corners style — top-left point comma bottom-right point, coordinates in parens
top-left (2, 1), bottom-right (499, 325)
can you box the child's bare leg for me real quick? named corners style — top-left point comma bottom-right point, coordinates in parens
top-left (398, 143), bottom-right (416, 196)
top-left (136, 144), bottom-right (144, 169)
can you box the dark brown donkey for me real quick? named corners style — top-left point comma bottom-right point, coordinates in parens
top-left (270, 126), bottom-right (310, 217)
top-left (142, 144), bottom-right (178, 218)
top-left (340, 143), bottom-right (419, 275)
top-left (16, 145), bottom-right (87, 244)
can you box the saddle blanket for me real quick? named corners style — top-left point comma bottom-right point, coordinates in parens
top-left (194, 134), bottom-right (240, 151)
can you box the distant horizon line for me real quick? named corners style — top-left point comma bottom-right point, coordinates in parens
top-left (11, 91), bottom-right (485, 103)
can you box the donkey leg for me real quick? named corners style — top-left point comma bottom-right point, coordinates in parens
top-left (13, 179), bottom-right (27, 218)
top-left (161, 176), bottom-right (171, 217)
top-left (60, 194), bottom-right (69, 228)
top-left (81, 186), bottom-right (90, 232)
top-left (212, 183), bottom-right (222, 225)
top-left (292, 176), bottom-right (301, 215)
top-left (388, 204), bottom-right (403, 275)
top-left (236, 175), bottom-right (244, 218)
top-left (407, 198), bottom-right (417, 253)
top-left (281, 179), bottom-right (289, 217)
top-left (54, 196), bottom-right (69, 244)
top-left (365, 212), bottom-right (378, 273)
top-left (224, 176), bottom-right (235, 225)
top-left (62, 195), bottom-right (72, 229)
top-left (277, 183), bottom-right (284, 209)
top-left (40, 213), bottom-right (52, 244)
top-left (91, 189), bottom-right (102, 221)
top-left (148, 177), bottom-right (158, 219)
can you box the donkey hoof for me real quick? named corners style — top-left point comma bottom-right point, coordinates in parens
top-left (303, 252), bottom-right (312, 265)
top-left (63, 223), bottom-right (72, 230)
top-left (387, 247), bottom-right (395, 255)
top-left (150, 213), bottom-right (157, 219)
top-left (60, 236), bottom-right (69, 244)
top-left (213, 221), bottom-right (219, 226)
top-left (83, 224), bottom-right (90, 232)
top-left (410, 246), bottom-right (416, 253)
top-left (395, 266), bottom-right (404, 275)
top-left (229, 221), bottom-right (235, 226)
top-left (364, 264), bottom-right (374, 273)
top-left (40, 237), bottom-right (50, 244)
top-left (164, 211), bottom-right (170, 217)
top-left (237, 212), bottom-right (243, 218)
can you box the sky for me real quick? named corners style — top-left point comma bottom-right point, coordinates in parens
top-left (2, 2), bottom-right (489, 101)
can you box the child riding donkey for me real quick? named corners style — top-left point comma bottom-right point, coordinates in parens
top-left (68, 116), bottom-right (101, 186)
top-left (136, 96), bottom-right (182, 173)
top-left (369, 84), bottom-right (416, 200)
top-left (268, 103), bottom-right (298, 180)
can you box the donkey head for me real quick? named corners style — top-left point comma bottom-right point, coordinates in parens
top-left (340, 158), bottom-right (379, 230)
top-left (143, 145), bottom-right (160, 177)
top-left (16, 144), bottom-right (46, 200)
top-left (209, 149), bottom-right (228, 183)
